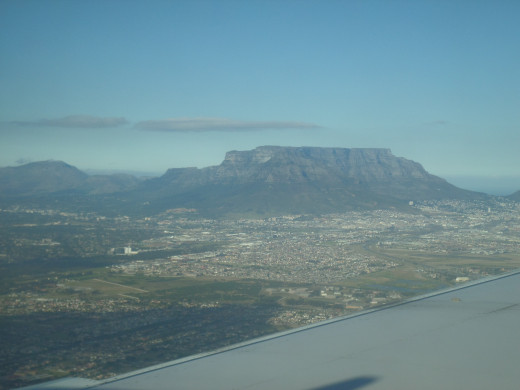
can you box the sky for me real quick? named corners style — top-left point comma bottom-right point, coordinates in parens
top-left (1, 0), bottom-right (519, 193)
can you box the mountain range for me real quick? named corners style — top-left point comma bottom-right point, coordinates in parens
top-left (0, 146), bottom-right (511, 217)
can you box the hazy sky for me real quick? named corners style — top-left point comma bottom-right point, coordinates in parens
top-left (1, 0), bottom-right (519, 181)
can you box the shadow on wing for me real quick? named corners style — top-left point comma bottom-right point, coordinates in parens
top-left (311, 375), bottom-right (379, 390)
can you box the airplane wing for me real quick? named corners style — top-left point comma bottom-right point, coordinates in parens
top-left (24, 270), bottom-right (520, 390)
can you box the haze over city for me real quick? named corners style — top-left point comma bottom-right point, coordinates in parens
top-left (1, 0), bottom-right (519, 193)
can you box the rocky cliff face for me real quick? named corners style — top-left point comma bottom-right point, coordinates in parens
top-left (215, 146), bottom-right (431, 183)
top-left (159, 146), bottom-right (433, 187)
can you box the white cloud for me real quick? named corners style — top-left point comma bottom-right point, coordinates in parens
top-left (135, 117), bottom-right (321, 132)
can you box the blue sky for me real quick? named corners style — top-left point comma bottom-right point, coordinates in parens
top-left (1, 0), bottom-right (519, 191)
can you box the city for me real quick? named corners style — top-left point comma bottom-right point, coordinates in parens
top-left (1, 199), bottom-right (520, 388)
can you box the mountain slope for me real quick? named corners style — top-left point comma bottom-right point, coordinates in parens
top-left (0, 161), bottom-right (88, 196)
top-left (133, 146), bottom-right (487, 216)
top-left (508, 190), bottom-right (520, 201)
top-left (0, 161), bottom-right (141, 197)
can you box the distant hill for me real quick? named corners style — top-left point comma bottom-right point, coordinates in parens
top-left (508, 190), bottom-right (520, 201)
top-left (0, 160), bottom-right (141, 197)
top-left (0, 161), bottom-right (88, 196)
top-left (0, 147), bottom-right (493, 217)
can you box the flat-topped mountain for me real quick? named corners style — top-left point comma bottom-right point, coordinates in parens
top-left (220, 146), bottom-right (431, 182)
top-left (0, 147), bottom-right (492, 217)
top-left (159, 147), bottom-right (431, 185)
top-left (136, 146), bottom-right (487, 216)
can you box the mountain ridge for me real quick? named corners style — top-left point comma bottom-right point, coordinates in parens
top-left (131, 146), bottom-right (490, 216)
top-left (150, 147), bottom-right (434, 190)
top-left (0, 147), bottom-right (500, 217)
